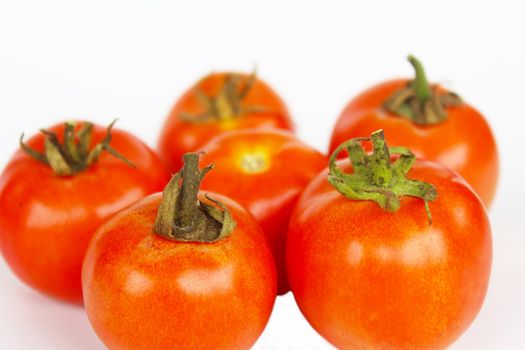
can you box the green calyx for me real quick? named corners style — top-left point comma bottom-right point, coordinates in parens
top-left (328, 130), bottom-right (438, 224)
top-left (153, 152), bottom-right (236, 242)
top-left (20, 120), bottom-right (134, 177)
top-left (180, 69), bottom-right (268, 122)
top-left (383, 55), bottom-right (463, 125)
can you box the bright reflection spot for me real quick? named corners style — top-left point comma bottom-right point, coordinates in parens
top-left (26, 202), bottom-right (87, 229)
top-left (437, 143), bottom-right (468, 170)
top-left (400, 228), bottom-right (446, 266)
top-left (25, 188), bottom-right (144, 229)
top-left (347, 241), bottom-right (364, 266)
top-left (452, 205), bottom-right (468, 229)
top-left (372, 229), bottom-right (447, 267)
top-left (375, 245), bottom-right (393, 262)
top-left (181, 132), bottom-right (197, 148)
top-left (125, 270), bottom-right (154, 296)
top-left (177, 265), bottom-right (234, 296)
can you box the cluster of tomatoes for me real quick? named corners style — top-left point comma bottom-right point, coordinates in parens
top-left (0, 56), bottom-right (497, 350)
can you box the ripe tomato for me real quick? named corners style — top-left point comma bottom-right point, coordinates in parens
top-left (287, 131), bottom-right (492, 349)
top-left (0, 121), bottom-right (168, 303)
top-left (82, 153), bottom-right (276, 350)
top-left (158, 71), bottom-right (294, 172)
top-left (329, 55), bottom-right (498, 206)
top-left (199, 129), bottom-right (326, 294)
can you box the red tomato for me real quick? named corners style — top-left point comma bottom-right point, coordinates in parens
top-left (287, 131), bottom-right (492, 349)
top-left (199, 129), bottom-right (326, 294)
top-left (82, 153), bottom-right (276, 350)
top-left (0, 121), bottom-right (168, 303)
top-left (158, 71), bottom-right (294, 172)
top-left (329, 56), bottom-right (498, 206)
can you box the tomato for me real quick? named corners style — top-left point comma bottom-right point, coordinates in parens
top-left (82, 153), bottom-right (276, 350)
top-left (198, 129), bottom-right (326, 294)
top-left (158, 71), bottom-right (294, 172)
top-left (287, 131), bottom-right (492, 349)
top-left (0, 121), bottom-right (168, 303)
top-left (329, 55), bottom-right (498, 206)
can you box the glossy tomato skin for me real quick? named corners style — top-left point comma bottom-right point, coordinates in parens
top-left (158, 72), bottom-right (294, 172)
top-left (199, 129), bottom-right (326, 295)
top-left (286, 159), bottom-right (492, 350)
top-left (0, 122), bottom-right (169, 303)
top-left (82, 192), bottom-right (277, 350)
top-left (329, 79), bottom-right (499, 206)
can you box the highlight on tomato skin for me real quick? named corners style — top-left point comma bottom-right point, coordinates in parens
top-left (329, 55), bottom-right (499, 207)
top-left (0, 120), bottom-right (169, 303)
top-left (197, 128), bottom-right (327, 295)
top-left (157, 70), bottom-right (295, 173)
top-left (287, 131), bottom-right (492, 350)
top-left (82, 154), bottom-right (277, 350)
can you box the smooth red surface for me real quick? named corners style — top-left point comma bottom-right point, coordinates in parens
top-left (82, 192), bottom-right (277, 350)
top-left (199, 129), bottom-right (326, 294)
top-left (0, 122), bottom-right (169, 303)
top-left (158, 72), bottom-right (294, 172)
top-left (329, 79), bottom-right (499, 206)
top-left (286, 159), bottom-right (492, 350)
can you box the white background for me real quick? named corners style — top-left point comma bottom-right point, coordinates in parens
top-left (0, 1), bottom-right (524, 349)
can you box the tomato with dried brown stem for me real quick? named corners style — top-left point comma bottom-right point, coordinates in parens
top-left (82, 153), bottom-right (277, 350)
top-left (0, 121), bottom-right (169, 303)
top-left (158, 71), bottom-right (294, 172)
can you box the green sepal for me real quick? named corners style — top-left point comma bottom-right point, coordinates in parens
top-left (328, 130), bottom-right (438, 224)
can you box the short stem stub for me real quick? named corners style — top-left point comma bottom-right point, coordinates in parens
top-left (383, 55), bottom-right (463, 125)
top-left (328, 130), bottom-right (438, 224)
top-left (20, 120), bottom-right (134, 176)
top-left (180, 69), bottom-right (270, 123)
top-left (153, 153), bottom-right (236, 242)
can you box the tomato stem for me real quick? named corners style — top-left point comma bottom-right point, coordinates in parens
top-left (328, 130), bottom-right (437, 224)
top-left (179, 69), bottom-right (271, 123)
top-left (153, 153), bottom-right (236, 242)
top-left (20, 120), bottom-right (134, 177)
top-left (408, 55), bottom-right (431, 102)
top-left (383, 55), bottom-right (463, 125)
top-left (177, 153), bottom-right (202, 229)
